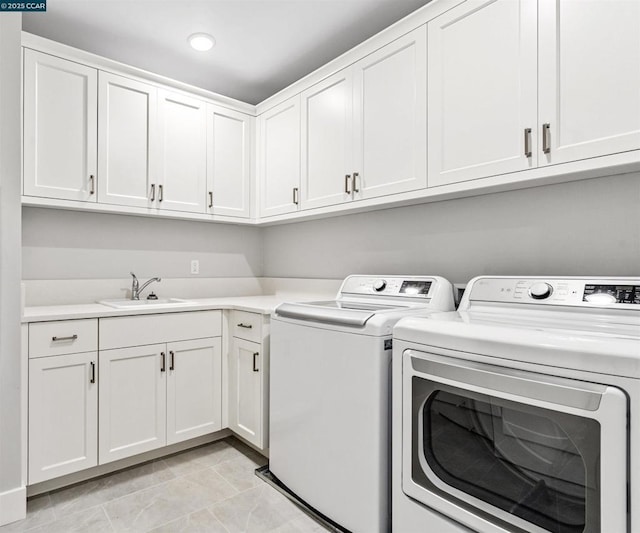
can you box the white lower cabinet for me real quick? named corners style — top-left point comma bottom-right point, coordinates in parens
top-left (98, 311), bottom-right (222, 465)
top-left (227, 311), bottom-right (269, 449)
top-left (228, 338), bottom-right (263, 446)
top-left (166, 337), bottom-right (223, 445)
top-left (99, 337), bottom-right (222, 463)
top-left (98, 343), bottom-right (167, 464)
top-left (27, 308), bottom-right (269, 485)
top-left (28, 352), bottom-right (98, 484)
top-left (27, 318), bottom-right (99, 484)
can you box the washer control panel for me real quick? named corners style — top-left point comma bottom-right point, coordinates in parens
top-left (340, 276), bottom-right (434, 298)
top-left (468, 278), bottom-right (640, 307)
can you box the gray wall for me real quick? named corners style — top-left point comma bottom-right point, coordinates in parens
top-left (22, 208), bottom-right (263, 280)
top-left (0, 12), bottom-right (24, 517)
top-left (262, 172), bottom-right (640, 284)
top-left (23, 172), bottom-right (640, 286)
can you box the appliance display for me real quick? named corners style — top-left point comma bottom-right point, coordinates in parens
top-left (583, 284), bottom-right (640, 304)
top-left (268, 275), bottom-right (455, 533)
top-left (400, 280), bottom-right (432, 295)
top-left (392, 276), bottom-right (640, 533)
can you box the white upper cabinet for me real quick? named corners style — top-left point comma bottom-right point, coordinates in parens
top-left (206, 105), bottom-right (252, 218)
top-left (157, 90), bottom-right (207, 213)
top-left (24, 49), bottom-right (98, 202)
top-left (538, 0), bottom-right (640, 165)
top-left (258, 96), bottom-right (302, 217)
top-left (427, 0), bottom-right (538, 187)
top-left (98, 72), bottom-right (158, 208)
top-left (353, 25), bottom-right (427, 200)
top-left (298, 25), bottom-right (428, 209)
top-left (301, 70), bottom-right (354, 210)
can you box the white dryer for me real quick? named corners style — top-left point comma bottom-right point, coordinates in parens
top-left (392, 276), bottom-right (640, 533)
top-left (269, 275), bottom-right (455, 533)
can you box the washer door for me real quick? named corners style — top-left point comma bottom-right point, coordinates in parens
top-left (402, 350), bottom-right (628, 533)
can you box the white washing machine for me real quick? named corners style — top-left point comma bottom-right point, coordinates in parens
top-left (392, 276), bottom-right (640, 533)
top-left (269, 275), bottom-right (455, 533)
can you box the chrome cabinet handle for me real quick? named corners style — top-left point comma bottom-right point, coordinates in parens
top-left (353, 172), bottom-right (360, 193)
top-left (52, 335), bottom-right (78, 342)
top-left (542, 123), bottom-right (551, 154)
top-left (292, 187), bottom-right (299, 205)
top-left (89, 175), bottom-right (95, 195)
top-left (208, 191), bottom-right (213, 208)
top-left (90, 361), bottom-right (96, 384)
top-left (150, 184), bottom-right (155, 201)
top-left (253, 352), bottom-right (259, 372)
top-left (158, 184), bottom-right (164, 202)
top-left (524, 128), bottom-right (532, 158)
top-left (237, 323), bottom-right (253, 329)
top-left (344, 174), bottom-right (351, 194)
top-left (160, 352), bottom-right (166, 372)
top-left (169, 350), bottom-right (175, 371)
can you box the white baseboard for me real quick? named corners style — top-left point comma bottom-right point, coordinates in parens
top-left (0, 485), bottom-right (26, 526)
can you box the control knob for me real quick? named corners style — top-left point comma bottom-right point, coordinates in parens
top-left (373, 279), bottom-right (387, 292)
top-left (529, 282), bottom-right (553, 300)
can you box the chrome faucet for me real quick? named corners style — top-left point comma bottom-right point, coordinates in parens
top-left (130, 272), bottom-right (162, 300)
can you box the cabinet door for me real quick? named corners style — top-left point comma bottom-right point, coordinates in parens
top-left (98, 72), bottom-right (158, 208)
top-left (353, 25), bottom-right (427, 200)
top-left (99, 344), bottom-right (166, 464)
top-left (258, 96), bottom-right (301, 217)
top-left (427, 0), bottom-right (538, 186)
top-left (228, 338), bottom-right (262, 447)
top-left (538, 0), bottom-right (640, 165)
top-left (166, 337), bottom-right (222, 445)
top-left (301, 69), bottom-right (353, 209)
top-left (158, 90), bottom-right (207, 213)
top-left (29, 352), bottom-right (98, 483)
top-left (23, 50), bottom-right (97, 202)
top-left (206, 105), bottom-right (252, 218)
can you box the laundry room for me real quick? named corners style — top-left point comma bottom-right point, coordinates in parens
top-left (1, 0), bottom-right (639, 531)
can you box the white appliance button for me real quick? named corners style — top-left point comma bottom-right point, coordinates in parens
top-left (373, 279), bottom-right (387, 292)
top-left (529, 282), bottom-right (553, 300)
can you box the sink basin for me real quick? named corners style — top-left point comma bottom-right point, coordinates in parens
top-left (98, 298), bottom-right (194, 309)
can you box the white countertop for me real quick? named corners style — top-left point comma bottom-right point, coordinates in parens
top-left (22, 293), bottom-right (332, 323)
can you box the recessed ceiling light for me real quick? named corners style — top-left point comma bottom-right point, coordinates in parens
top-left (188, 33), bottom-right (215, 52)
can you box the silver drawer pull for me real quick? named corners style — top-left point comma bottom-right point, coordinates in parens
top-left (52, 335), bottom-right (78, 342)
top-left (542, 123), bottom-right (551, 154)
top-left (524, 127), bottom-right (532, 158)
top-left (353, 172), bottom-right (360, 193)
top-left (237, 323), bottom-right (253, 329)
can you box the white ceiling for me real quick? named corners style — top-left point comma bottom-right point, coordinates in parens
top-left (23, 0), bottom-right (430, 105)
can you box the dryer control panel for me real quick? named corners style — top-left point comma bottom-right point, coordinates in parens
top-left (340, 276), bottom-right (435, 299)
top-left (467, 277), bottom-right (640, 309)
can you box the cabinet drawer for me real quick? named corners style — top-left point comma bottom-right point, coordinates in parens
top-left (231, 310), bottom-right (263, 342)
top-left (29, 319), bottom-right (98, 358)
top-left (99, 310), bottom-right (221, 350)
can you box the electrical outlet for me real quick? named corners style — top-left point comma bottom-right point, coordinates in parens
top-left (190, 259), bottom-right (200, 275)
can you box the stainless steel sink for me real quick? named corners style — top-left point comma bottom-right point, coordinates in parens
top-left (98, 298), bottom-right (194, 309)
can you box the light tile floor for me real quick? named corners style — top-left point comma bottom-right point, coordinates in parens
top-left (0, 438), bottom-right (329, 533)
